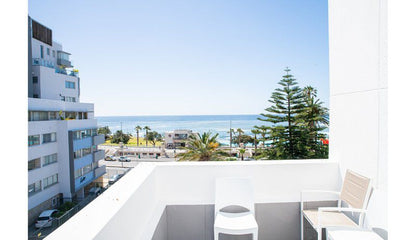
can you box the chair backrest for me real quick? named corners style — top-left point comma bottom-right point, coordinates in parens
top-left (215, 177), bottom-right (255, 215)
top-left (340, 169), bottom-right (372, 209)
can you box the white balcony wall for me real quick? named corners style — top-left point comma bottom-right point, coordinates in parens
top-left (28, 97), bottom-right (94, 112)
top-left (328, 0), bottom-right (387, 230)
top-left (46, 161), bottom-right (341, 240)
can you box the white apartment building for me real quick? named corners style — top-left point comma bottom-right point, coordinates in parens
top-left (164, 129), bottom-right (196, 149)
top-left (28, 17), bottom-right (105, 225)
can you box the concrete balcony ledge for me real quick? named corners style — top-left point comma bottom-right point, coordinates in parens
top-left (94, 150), bottom-right (105, 162)
top-left (46, 160), bottom-right (341, 240)
top-left (94, 165), bottom-right (106, 178)
top-left (93, 134), bottom-right (105, 145)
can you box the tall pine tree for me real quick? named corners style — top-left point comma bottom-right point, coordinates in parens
top-left (257, 68), bottom-right (305, 159)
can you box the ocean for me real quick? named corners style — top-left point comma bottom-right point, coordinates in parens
top-left (96, 115), bottom-right (270, 145)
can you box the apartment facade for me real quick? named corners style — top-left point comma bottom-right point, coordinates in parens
top-left (164, 129), bottom-right (196, 149)
top-left (28, 17), bottom-right (105, 225)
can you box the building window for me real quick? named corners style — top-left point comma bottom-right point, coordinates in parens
top-left (28, 111), bottom-right (48, 121)
top-left (33, 94), bottom-right (39, 98)
top-left (64, 96), bottom-right (76, 102)
top-left (28, 180), bottom-right (42, 196)
top-left (47, 48), bottom-right (50, 55)
top-left (43, 153), bottom-right (58, 166)
top-left (48, 111), bottom-right (57, 120)
top-left (28, 158), bottom-right (41, 171)
top-left (52, 50), bottom-right (55, 57)
top-left (42, 132), bottom-right (57, 143)
top-left (43, 174), bottom-right (58, 189)
top-left (65, 81), bottom-right (75, 89)
top-left (28, 135), bottom-right (40, 146)
top-left (32, 76), bottom-right (38, 84)
top-left (40, 45), bottom-right (44, 59)
top-left (82, 164), bottom-right (92, 175)
top-left (65, 112), bottom-right (76, 119)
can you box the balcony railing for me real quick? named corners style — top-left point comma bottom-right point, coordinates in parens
top-left (93, 134), bottom-right (105, 146)
top-left (94, 165), bottom-right (106, 178)
top-left (93, 150), bottom-right (105, 162)
top-left (32, 58), bottom-right (54, 69)
top-left (46, 160), bottom-right (342, 240)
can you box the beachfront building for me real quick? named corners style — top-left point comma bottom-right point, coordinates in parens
top-left (164, 129), bottom-right (196, 149)
top-left (28, 17), bottom-right (105, 225)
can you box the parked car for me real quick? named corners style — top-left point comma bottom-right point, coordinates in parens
top-left (88, 187), bottom-right (103, 196)
top-left (35, 209), bottom-right (58, 228)
top-left (108, 174), bottom-right (122, 184)
top-left (105, 155), bottom-right (116, 161)
top-left (118, 156), bottom-right (131, 162)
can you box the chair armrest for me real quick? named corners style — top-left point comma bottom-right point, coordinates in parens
top-left (317, 207), bottom-right (367, 228)
top-left (318, 207), bottom-right (367, 214)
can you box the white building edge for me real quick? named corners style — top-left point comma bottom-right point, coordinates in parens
top-left (28, 17), bottom-right (106, 225)
top-left (46, 0), bottom-right (388, 239)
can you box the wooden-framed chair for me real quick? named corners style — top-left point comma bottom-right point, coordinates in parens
top-left (300, 169), bottom-right (372, 240)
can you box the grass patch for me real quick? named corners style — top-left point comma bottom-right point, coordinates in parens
top-left (102, 137), bottom-right (163, 147)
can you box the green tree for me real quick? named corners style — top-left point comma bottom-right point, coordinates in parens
top-left (135, 125), bottom-right (142, 146)
top-left (176, 132), bottom-right (228, 161)
top-left (236, 128), bottom-right (244, 146)
top-left (239, 148), bottom-right (246, 161)
top-left (147, 131), bottom-right (163, 147)
top-left (143, 126), bottom-right (151, 147)
top-left (227, 128), bottom-right (235, 147)
top-left (232, 134), bottom-right (253, 147)
top-left (111, 130), bottom-right (131, 144)
top-left (98, 126), bottom-right (111, 140)
top-left (258, 68), bottom-right (306, 159)
top-left (251, 129), bottom-right (261, 154)
top-left (298, 86), bottom-right (329, 158)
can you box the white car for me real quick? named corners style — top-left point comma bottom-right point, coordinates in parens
top-left (108, 174), bottom-right (122, 184)
top-left (35, 209), bottom-right (58, 228)
top-left (118, 156), bottom-right (131, 162)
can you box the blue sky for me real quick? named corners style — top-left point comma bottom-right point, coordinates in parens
top-left (29, 0), bottom-right (329, 116)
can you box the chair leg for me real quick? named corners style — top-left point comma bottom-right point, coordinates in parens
top-left (214, 229), bottom-right (219, 240)
top-left (253, 229), bottom-right (258, 240)
top-left (301, 212), bottom-right (304, 240)
top-left (317, 227), bottom-right (321, 240)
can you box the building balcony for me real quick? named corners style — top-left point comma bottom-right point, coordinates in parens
top-left (93, 150), bottom-right (105, 162)
top-left (45, 160), bottom-right (356, 240)
top-left (93, 134), bottom-right (105, 145)
top-left (32, 58), bottom-right (54, 69)
top-left (94, 165), bottom-right (106, 179)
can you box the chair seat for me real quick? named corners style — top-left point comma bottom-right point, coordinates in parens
top-left (303, 210), bottom-right (357, 228)
top-left (214, 212), bottom-right (258, 232)
top-left (327, 229), bottom-right (384, 240)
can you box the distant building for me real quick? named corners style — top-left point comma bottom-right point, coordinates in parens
top-left (164, 130), bottom-right (197, 149)
top-left (28, 17), bottom-right (105, 225)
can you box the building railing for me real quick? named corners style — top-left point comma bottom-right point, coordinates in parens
top-left (93, 134), bottom-right (105, 146)
top-left (32, 58), bottom-right (54, 69)
top-left (93, 150), bottom-right (105, 162)
top-left (94, 165), bottom-right (106, 178)
top-left (32, 58), bottom-right (79, 77)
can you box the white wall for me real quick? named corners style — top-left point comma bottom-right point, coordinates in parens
top-left (45, 160), bottom-right (341, 240)
top-left (328, 0), bottom-right (387, 230)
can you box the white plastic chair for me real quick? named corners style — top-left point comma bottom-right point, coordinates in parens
top-left (300, 169), bottom-right (372, 240)
top-left (214, 177), bottom-right (258, 240)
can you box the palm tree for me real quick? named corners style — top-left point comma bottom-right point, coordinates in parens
top-left (239, 148), bottom-right (246, 161)
top-left (176, 132), bottom-right (227, 161)
top-left (227, 128), bottom-right (235, 148)
top-left (135, 125), bottom-right (142, 146)
top-left (236, 128), bottom-right (244, 147)
top-left (143, 126), bottom-right (151, 147)
top-left (251, 129), bottom-right (261, 154)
